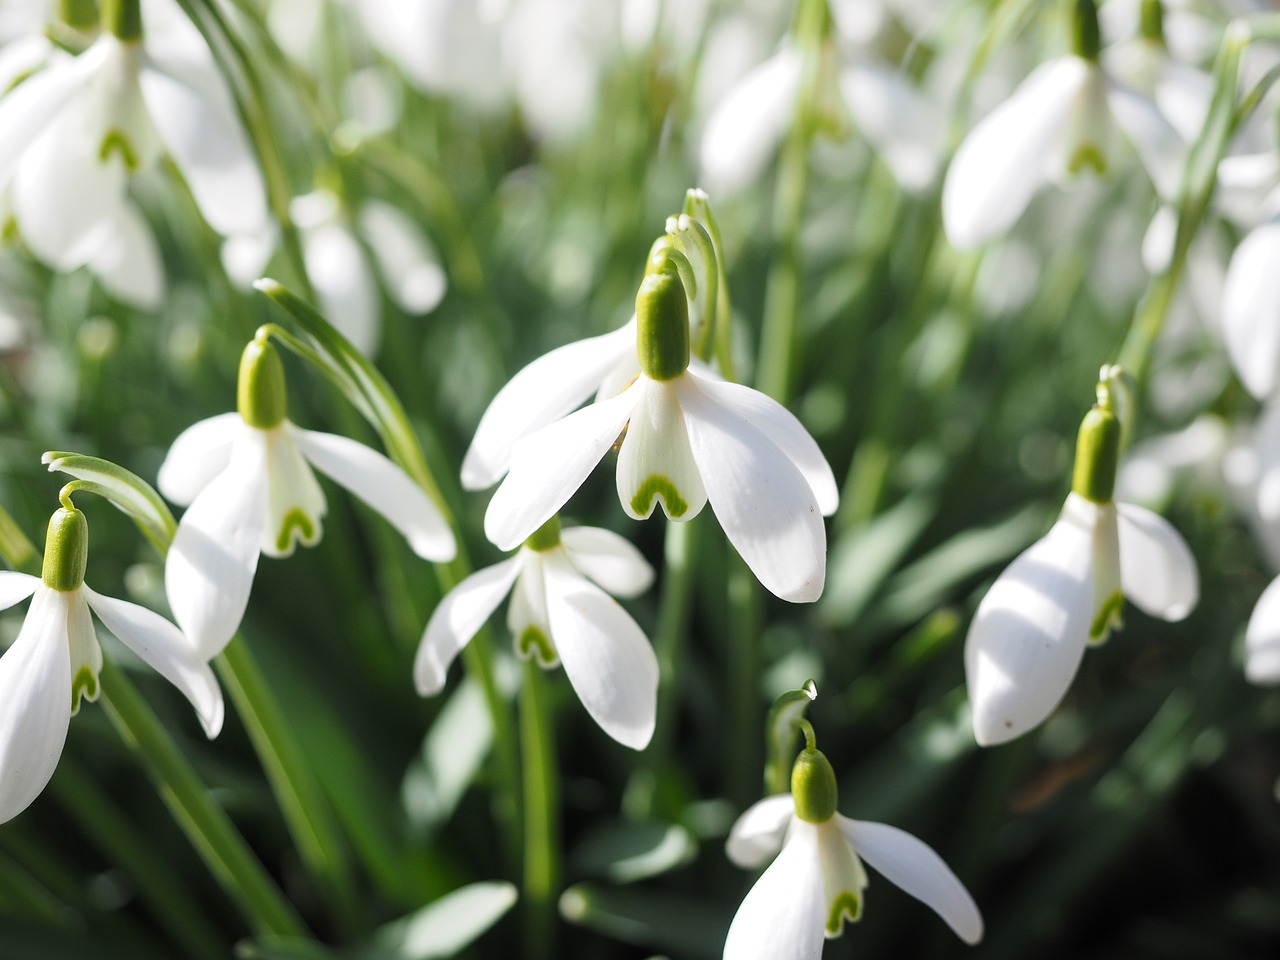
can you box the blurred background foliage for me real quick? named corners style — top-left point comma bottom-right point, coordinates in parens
top-left (0, 0), bottom-right (1278, 958)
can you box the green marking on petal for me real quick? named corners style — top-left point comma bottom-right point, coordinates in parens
top-left (99, 129), bottom-right (140, 171)
top-left (631, 475), bottom-right (687, 519)
top-left (276, 508), bottom-right (317, 554)
top-left (71, 666), bottom-right (98, 714)
top-left (1090, 590), bottom-right (1125, 644)
top-left (1068, 143), bottom-right (1107, 177)
top-left (826, 891), bottom-right (862, 937)
top-left (2, 215), bottom-right (18, 245)
top-left (517, 626), bottom-right (557, 667)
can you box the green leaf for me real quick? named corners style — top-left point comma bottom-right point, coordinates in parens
top-left (235, 938), bottom-right (341, 960)
top-left (355, 881), bottom-right (518, 960)
top-left (41, 451), bottom-right (176, 555)
top-left (570, 819), bottom-right (696, 884)
top-left (763, 680), bottom-right (817, 796)
top-left (559, 883), bottom-right (727, 960)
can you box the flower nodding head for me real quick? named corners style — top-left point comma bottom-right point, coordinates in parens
top-left (237, 331), bottom-right (288, 430)
top-left (792, 747), bottom-right (838, 824)
top-left (41, 507), bottom-right (88, 593)
top-left (101, 0), bottom-right (142, 42)
top-left (636, 255), bottom-right (690, 382)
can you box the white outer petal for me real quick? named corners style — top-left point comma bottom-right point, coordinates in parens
top-left (560, 526), bottom-right (654, 599)
top-left (82, 584), bottom-right (224, 738)
top-left (413, 556), bottom-right (521, 696)
top-left (0, 586), bottom-right (72, 824)
top-left (157, 412), bottom-right (243, 507)
top-left (838, 816), bottom-right (984, 945)
top-left (0, 571), bottom-right (39, 610)
top-left (461, 322), bottom-right (636, 490)
top-left (725, 795), bottom-right (796, 869)
top-left (542, 552), bottom-right (657, 750)
top-left (165, 426), bottom-right (268, 660)
top-left (1105, 79), bottom-right (1186, 201)
top-left (304, 221), bottom-right (381, 357)
top-left (358, 199), bottom-right (447, 315)
top-left (677, 375), bottom-right (826, 603)
top-left (138, 52), bottom-right (267, 237)
top-left (723, 821), bottom-right (825, 960)
top-left (484, 388), bottom-right (638, 552)
top-left (688, 375), bottom-right (837, 516)
top-left (1116, 502), bottom-right (1198, 621)
top-left (291, 426), bottom-right (456, 562)
top-left (942, 57), bottom-right (1085, 250)
top-left (87, 200), bottom-right (166, 310)
top-left (1221, 222), bottom-right (1280, 399)
top-left (964, 504), bottom-right (1094, 746)
top-left (1245, 574), bottom-right (1280, 685)
top-left (699, 48), bottom-right (802, 196)
top-left (839, 61), bottom-right (940, 192)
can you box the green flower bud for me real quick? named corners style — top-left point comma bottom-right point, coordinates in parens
top-left (237, 332), bottom-right (288, 429)
top-left (636, 261), bottom-right (690, 382)
top-left (101, 0), bottom-right (141, 41)
top-left (58, 0), bottom-right (99, 32)
top-left (1071, 405), bottom-right (1121, 504)
top-left (1072, 0), bottom-right (1101, 61)
top-left (792, 748), bottom-right (838, 824)
top-left (42, 507), bottom-right (88, 592)
top-left (525, 515), bottom-right (561, 552)
top-left (1140, 0), bottom-right (1164, 44)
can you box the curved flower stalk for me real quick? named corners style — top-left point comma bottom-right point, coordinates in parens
top-left (965, 379), bottom-right (1199, 745)
top-left (942, 0), bottom-right (1183, 250)
top-left (724, 739), bottom-right (982, 959)
top-left (160, 330), bottom-right (456, 659)
top-left (415, 516), bottom-right (658, 749)
top-left (0, 503), bottom-right (223, 824)
top-left (223, 190), bottom-right (447, 357)
top-left (484, 257), bottom-right (837, 603)
top-left (0, 0), bottom-right (267, 300)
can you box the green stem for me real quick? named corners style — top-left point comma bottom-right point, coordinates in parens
top-left (726, 555), bottom-right (763, 808)
top-left (519, 661), bottom-right (560, 960)
top-left (99, 661), bottom-right (307, 939)
top-left (648, 519), bottom-right (701, 771)
top-left (216, 637), bottom-right (358, 932)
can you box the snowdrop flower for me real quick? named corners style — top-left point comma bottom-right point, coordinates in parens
top-left (415, 515), bottom-right (657, 749)
top-left (0, 503), bottom-right (223, 824)
top-left (965, 383), bottom-right (1199, 745)
top-left (724, 742), bottom-right (982, 959)
top-left (160, 331), bottom-right (456, 659)
top-left (484, 256), bottom-right (837, 603)
top-left (0, 0), bottom-right (267, 295)
top-left (942, 0), bottom-right (1182, 250)
top-left (1245, 575), bottom-right (1280, 685)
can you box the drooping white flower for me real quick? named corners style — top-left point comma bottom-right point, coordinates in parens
top-left (483, 261), bottom-right (837, 603)
top-left (965, 399), bottom-right (1198, 746)
top-left (415, 517), bottom-right (657, 749)
top-left (0, 0), bottom-right (267, 291)
top-left (942, 2), bottom-right (1183, 251)
top-left (724, 747), bottom-right (982, 959)
top-left (160, 332), bottom-right (456, 660)
top-left (0, 505), bottom-right (223, 824)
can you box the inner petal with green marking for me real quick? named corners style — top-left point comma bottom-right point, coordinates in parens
top-left (262, 429), bottom-right (327, 558)
top-left (616, 378), bottom-right (707, 521)
top-left (68, 593), bottom-right (102, 715)
top-left (816, 820), bottom-right (868, 939)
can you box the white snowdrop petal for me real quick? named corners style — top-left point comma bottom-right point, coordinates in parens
top-left (157, 413), bottom-right (243, 507)
top-left (964, 509), bottom-right (1095, 746)
top-left (461, 322), bottom-right (636, 491)
top-left (677, 376), bottom-right (826, 603)
top-left (1245, 574), bottom-right (1280, 685)
top-left (699, 48), bottom-right (802, 195)
top-left (723, 823), bottom-right (826, 960)
top-left (0, 587), bottom-right (72, 825)
top-left (413, 556), bottom-right (521, 696)
top-left (839, 62), bottom-right (940, 192)
top-left (1105, 80), bottom-right (1186, 201)
top-left (291, 426), bottom-right (456, 562)
top-left (304, 222), bottom-right (382, 357)
top-left (82, 584), bottom-right (224, 738)
top-left (88, 200), bottom-right (165, 310)
top-left (138, 55), bottom-right (267, 237)
top-left (839, 816), bottom-right (984, 945)
top-left (1116, 502), bottom-right (1198, 621)
top-left (725, 795), bottom-right (796, 868)
top-left (165, 430), bottom-right (268, 660)
top-left (260, 427), bottom-right (327, 559)
top-left (942, 57), bottom-right (1084, 250)
top-left (1221, 222), bottom-right (1280, 399)
top-left (484, 389), bottom-right (638, 552)
top-left (0, 572), bottom-right (39, 611)
top-left (507, 557), bottom-right (554, 664)
top-left (358, 199), bottom-right (447, 315)
top-left (689, 375), bottom-right (837, 516)
top-left (560, 526), bottom-right (654, 599)
top-left (542, 554), bottom-right (657, 750)
top-left (616, 379), bottom-right (708, 522)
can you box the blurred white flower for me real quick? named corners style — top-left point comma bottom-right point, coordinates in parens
top-left (415, 519), bottom-right (658, 749)
top-left (723, 749), bottom-right (982, 959)
top-left (0, 506), bottom-right (223, 824)
top-left (160, 335), bottom-right (455, 659)
top-left (1245, 574), bottom-right (1280, 684)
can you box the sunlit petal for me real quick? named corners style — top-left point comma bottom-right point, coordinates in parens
top-left (1116, 502), bottom-right (1198, 621)
top-left (414, 557), bottom-right (521, 696)
top-left (0, 571), bottom-right (39, 611)
top-left (725, 795), bottom-right (795, 868)
top-left (723, 822), bottom-right (825, 960)
top-left (1221, 221), bottom-right (1280, 399)
top-left (304, 221), bottom-right (381, 357)
top-left (157, 413), bottom-right (243, 507)
top-left (560, 526), bottom-right (654, 599)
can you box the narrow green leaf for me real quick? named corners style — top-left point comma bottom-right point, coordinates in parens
top-left (570, 820), bottom-right (696, 884)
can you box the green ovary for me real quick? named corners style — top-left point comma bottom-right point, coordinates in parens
top-left (631, 475), bottom-right (687, 519)
top-left (826, 891), bottom-right (862, 936)
top-left (518, 626), bottom-right (557, 667)
top-left (71, 666), bottom-right (98, 713)
top-left (276, 509), bottom-right (317, 554)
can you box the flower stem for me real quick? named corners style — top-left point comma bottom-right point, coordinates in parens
top-left (519, 660), bottom-right (560, 960)
top-left (98, 660), bottom-right (308, 939)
